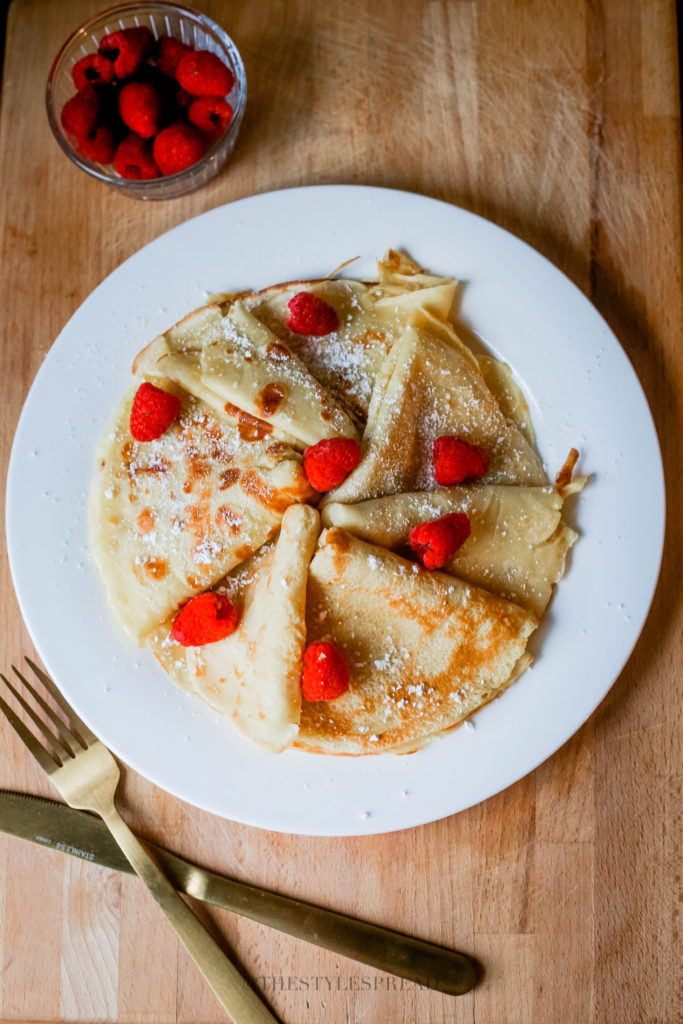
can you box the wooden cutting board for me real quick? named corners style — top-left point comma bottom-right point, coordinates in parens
top-left (0, 1), bottom-right (680, 1021)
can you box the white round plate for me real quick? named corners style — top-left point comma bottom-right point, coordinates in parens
top-left (6, 186), bottom-right (664, 836)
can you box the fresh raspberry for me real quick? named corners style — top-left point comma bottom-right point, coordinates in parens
top-left (119, 81), bottom-right (163, 138)
top-left (153, 123), bottom-right (206, 175)
top-left (171, 593), bottom-right (239, 647)
top-left (433, 436), bottom-right (490, 486)
top-left (176, 50), bottom-right (235, 97)
top-left (408, 513), bottom-right (471, 570)
top-left (286, 293), bottom-right (340, 336)
top-left (60, 85), bottom-right (100, 136)
top-left (72, 54), bottom-right (114, 91)
top-left (129, 382), bottom-right (180, 440)
top-left (114, 134), bottom-right (160, 179)
top-left (303, 438), bottom-right (361, 491)
top-left (156, 36), bottom-right (192, 76)
top-left (99, 26), bottom-right (153, 78)
top-left (301, 642), bottom-right (350, 701)
top-left (78, 123), bottom-right (116, 163)
top-left (188, 96), bottom-right (233, 138)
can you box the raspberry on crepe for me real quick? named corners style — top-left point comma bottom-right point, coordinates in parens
top-left (172, 592), bottom-right (239, 646)
top-left (323, 480), bottom-right (582, 617)
top-left (89, 386), bottom-right (313, 643)
top-left (179, 505), bottom-right (321, 752)
top-left (433, 436), bottom-right (490, 486)
top-left (408, 513), bottom-right (471, 570)
top-left (301, 642), bottom-right (350, 700)
top-left (129, 382), bottom-right (180, 440)
top-left (303, 438), bottom-right (361, 491)
top-left (286, 293), bottom-right (340, 336)
top-left (329, 313), bottom-right (547, 504)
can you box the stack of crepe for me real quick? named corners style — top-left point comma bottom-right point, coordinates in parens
top-left (90, 251), bottom-right (585, 754)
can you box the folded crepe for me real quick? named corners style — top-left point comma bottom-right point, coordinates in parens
top-left (150, 505), bottom-right (321, 752)
top-left (132, 303), bottom-right (242, 422)
top-left (134, 302), bottom-right (358, 449)
top-left (147, 542), bottom-right (275, 695)
top-left (89, 384), bottom-right (313, 643)
top-left (132, 302), bottom-right (303, 444)
top-left (297, 529), bottom-right (538, 755)
top-left (243, 251), bottom-right (457, 424)
top-left (373, 249), bottom-right (458, 318)
top-left (100, 251), bottom-right (586, 759)
top-left (328, 315), bottom-right (548, 504)
top-left (200, 302), bottom-right (358, 447)
top-left (323, 484), bottom-right (578, 616)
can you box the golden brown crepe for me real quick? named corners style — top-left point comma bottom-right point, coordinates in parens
top-left (89, 385), bottom-right (313, 643)
top-left (297, 529), bottom-right (538, 755)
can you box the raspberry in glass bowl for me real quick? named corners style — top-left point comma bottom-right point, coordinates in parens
top-left (46, 2), bottom-right (247, 200)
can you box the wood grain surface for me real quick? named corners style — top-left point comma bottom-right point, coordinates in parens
top-left (0, 1), bottom-right (681, 1021)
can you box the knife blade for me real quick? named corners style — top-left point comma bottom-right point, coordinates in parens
top-left (0, 790), bottom-right (477, 995)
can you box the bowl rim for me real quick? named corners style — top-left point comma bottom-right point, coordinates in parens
top-left (45, 0), bottom-right (247, 191)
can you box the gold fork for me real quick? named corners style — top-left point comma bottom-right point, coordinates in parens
top-left (0, 657), bottom-right (279, 1024)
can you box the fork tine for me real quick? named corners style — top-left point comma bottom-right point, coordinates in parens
top-left (0, 687), bottom-right (61, 774)
top-left (24, 658), bottom-right (97, 747)
top-left (4, 670), bottom-right (75, 760)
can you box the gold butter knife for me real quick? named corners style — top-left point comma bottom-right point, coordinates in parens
top-left (0, 789), bottom-right (477, 996)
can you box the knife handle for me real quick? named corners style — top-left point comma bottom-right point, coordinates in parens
top-left (103, 809), bottom-right (279, 1024)
top-left (155, 845), bottom-right (477, 996)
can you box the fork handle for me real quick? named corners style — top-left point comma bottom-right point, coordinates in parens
top-left (101, 806), bottom-right (278, 1024)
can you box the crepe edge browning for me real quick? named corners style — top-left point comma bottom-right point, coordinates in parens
top-left (295, 528), bottom-right (539, 755)
top-left (294, 652), bottom-right (534, 756)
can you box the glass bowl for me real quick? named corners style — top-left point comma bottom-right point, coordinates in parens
top-left (46, 1), bottom-right (247, 200)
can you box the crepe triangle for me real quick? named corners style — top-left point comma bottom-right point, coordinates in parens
top-left (147, 541), bottom-right (276, 697)
top-left (297, 528), bottom-right (538, 754)
top-left (199, 301), bottom-right (358, 448)
top-left (178, 504), bottom-right (321, 751)
top-left (323, 483), bottom-right (578, 616)
top-left (328, 316), bottom-right (548, 504)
